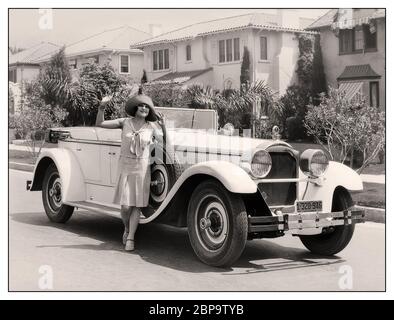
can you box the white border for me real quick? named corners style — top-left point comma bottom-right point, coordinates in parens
top-left (2, 0), bottom-right (392, 300)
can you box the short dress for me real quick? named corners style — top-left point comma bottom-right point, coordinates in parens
top-left (112, 117), bottom-right (155, 208)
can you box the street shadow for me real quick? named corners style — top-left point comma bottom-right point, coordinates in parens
top-left (11, 210), bottom-right (343, 274)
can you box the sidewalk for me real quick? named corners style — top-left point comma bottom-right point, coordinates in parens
top-left (360, 174), bottom-right (385, 184)
top-left (9, 144), bottom-right (51, 153)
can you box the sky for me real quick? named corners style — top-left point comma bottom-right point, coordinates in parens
top-left (8, 8), bottom-right (330, 49)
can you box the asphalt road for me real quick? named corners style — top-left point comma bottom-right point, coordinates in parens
top-left (9, 169), bottom-right (385, 291)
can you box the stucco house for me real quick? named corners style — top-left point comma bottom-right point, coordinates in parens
top-left (37, 25), bottom-right (151, 83)
top-left (307, 9), bottom-right (385, 110)
top-left (8, 42), bottom-right (61, 84)
top-left (132, 11), bottom-right (315, 95)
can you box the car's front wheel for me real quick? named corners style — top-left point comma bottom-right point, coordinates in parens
top-left (187, 179), bottom-right (248, 267)
top-left (42, 163), bottom-right (74, 223)
top-left (299, 189), bottom-right (355, 255)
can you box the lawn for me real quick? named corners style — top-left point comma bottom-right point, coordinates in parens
top-left (351, 182), bottom-right (385, 209)
top-left (289, 141), bottom-right (385, 175)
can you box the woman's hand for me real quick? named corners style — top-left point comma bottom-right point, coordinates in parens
top-left (99, 95), bottom-right (112, 111)
top-left (156, 111), bottom-right (165, 125)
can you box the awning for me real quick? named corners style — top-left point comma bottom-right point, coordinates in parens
top-left (151, 68), bottom-right (213, 84)
top-left (337, 64), bottom-right (381, 81)
top-left (339, 81), bottom-right (363, 100)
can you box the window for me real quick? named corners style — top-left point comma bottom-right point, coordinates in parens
top-left (8, 69), bottom-right (17, 83)
top-left (69, 59), bottom-right (77, 69)
top-left (186, 45), bottom-right (191, 61)
top-left (234, 38), bottom-right (240, 61)
top-left (369, 81), bottom-right (379, 107)
top-left (364, 24), bottom-right (377, 50)
top-left (339, 29), bottom-right (354, 54)
top-left (219, 40), bottom-right (225, 63)
top-left (152, 49), bottom-right (169, 71)
top-left (339, 22), bottom-right (377, 54)
top-left (153, 51), bottom-right (158, 70)
top-left (260, 36), bottom-right (268, 60)
top-left (226, 39), bottom-right (233, 62)
top-left (120, 55), bottom-right (129, 73)
top-left (354, 27), bottom-right (364, 51)
top-left (218, 37), bottom-right (240, 63)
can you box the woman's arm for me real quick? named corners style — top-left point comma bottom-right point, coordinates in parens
top-left (95, 96), bottom-right (124, 129)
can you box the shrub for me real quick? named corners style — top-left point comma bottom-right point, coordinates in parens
top-left (10, 81), bottom-right (68, 161)
top-left (304, 87), bottom-right (385, 172)
top-left (280, 85), bottom-right (312, 140)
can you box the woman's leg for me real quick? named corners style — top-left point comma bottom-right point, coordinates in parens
top-left (121, 205), bottom-right (132, 243)
top-left (127, 207), bottom-right (141, 241)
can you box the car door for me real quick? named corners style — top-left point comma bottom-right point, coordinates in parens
top-left (74, 142), bottom-right (101, 183)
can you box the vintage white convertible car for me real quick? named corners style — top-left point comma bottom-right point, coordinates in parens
top-left (28, 107), bottom-right (365, 267)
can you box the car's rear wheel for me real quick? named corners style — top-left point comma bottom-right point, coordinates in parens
top-left (42, 163), bottom-right (74, 223)
top-left (299, 189), bottom-right (355, 255)
top-left (187, 179), bottom-right (248, 267)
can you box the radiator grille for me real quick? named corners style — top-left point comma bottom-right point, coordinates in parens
top-left (258, 151), bottom-right (297, 206)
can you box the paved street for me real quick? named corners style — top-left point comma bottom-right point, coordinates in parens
top-left (9, 169), bottom-right (385, 291)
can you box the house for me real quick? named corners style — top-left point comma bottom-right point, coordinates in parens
top-left (307, 9), bottom-right (385, 110)
top-left (36, 25), bottom-right (152, 83)
top-left (132, 11), bottom-right (315, 95)
top-left (8, 42), bottom-right (61, 84)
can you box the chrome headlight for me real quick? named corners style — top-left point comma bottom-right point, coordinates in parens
top-left (300, 149), bottom-right (329, 177)
top-left (250, 150), bottom-right (272, 178)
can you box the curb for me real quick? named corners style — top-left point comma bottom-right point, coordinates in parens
top-left (8, 162), bottom-right (386, 224)
top-left (355, 205), bottom-right (385, 223)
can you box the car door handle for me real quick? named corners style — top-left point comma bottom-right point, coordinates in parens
top-left (76, 148), bottom-right (82, 151)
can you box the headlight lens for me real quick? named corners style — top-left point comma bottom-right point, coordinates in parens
top-left (251, 150), bottom-right (272, 178)
top-left (300, 149), bottom-right (329, 177)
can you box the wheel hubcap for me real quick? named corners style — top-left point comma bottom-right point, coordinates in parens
top-left (47, 174), bottom-right (62, 212)
top-left (195, 195), bottom-right (229, 251)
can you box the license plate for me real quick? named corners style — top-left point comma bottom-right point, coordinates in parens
top-left (296, 200), bottom-right (322, 213)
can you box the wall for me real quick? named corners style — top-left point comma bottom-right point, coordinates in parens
top-left (67, 51), bottom-right (144, 83)
top-left (144, 44), bottom-right (176, 82)
top-left (14, 65), bottom-right (40, 83)
top-left (176, 38), bottom-right (208, 72)
top-left (206, 29), bottom-right (251, 90)
top-left (319, 18), bottom-right (385, 109)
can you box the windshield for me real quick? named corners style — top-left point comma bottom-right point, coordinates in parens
top-left (155, 107), bottom-right (217, 130)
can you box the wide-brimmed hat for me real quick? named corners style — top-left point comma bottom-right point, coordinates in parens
top-left (124, 94), bottom-right (158, 122)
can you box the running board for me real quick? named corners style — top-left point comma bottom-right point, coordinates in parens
top-left (64, 201), bottom-right (147, 221)
top-left (65, 201), bottom-right (120, 219)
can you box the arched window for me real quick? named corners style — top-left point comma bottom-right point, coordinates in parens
top-left (186, 45), bottom-right (191, 61)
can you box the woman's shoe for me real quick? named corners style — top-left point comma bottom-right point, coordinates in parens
top-left (125, 239), bottom-right (135, 251)
top-left (122, 230), bottom-right (129, 245)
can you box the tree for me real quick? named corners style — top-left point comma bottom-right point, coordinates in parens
top-left (38, 47), bottom-right (72, 109)
top-left (10, 81), bottom-right (68, 161)
top-left (141, 69), bottom-right (148, 84)
top-left (240, 46), bottom-right (251, 88)
top-left (304, 87), bottom-right (385, 173)
top-left (311, 34), bottom-right (327, 104)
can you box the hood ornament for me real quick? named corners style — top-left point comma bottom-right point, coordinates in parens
top-left (272, 126), bottom-right (281, 140)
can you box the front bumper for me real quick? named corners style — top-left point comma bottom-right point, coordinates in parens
top-left (248, 207), bottom-right (365, 233)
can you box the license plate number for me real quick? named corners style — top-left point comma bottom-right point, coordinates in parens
top-left (296, 200), bottom-right (322, 213)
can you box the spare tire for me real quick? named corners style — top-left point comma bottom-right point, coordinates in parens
top-left (142, 143), bottom-right (183, 217)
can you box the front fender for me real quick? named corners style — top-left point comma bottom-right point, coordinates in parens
top-left (299, 161), bottom-right (363, 212)
top-left (31, 149), bottom-right (86, 202)
top-left (141, 160), bottom-right (256, 224)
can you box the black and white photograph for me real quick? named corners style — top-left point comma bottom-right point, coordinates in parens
top-left (5, 3), bottom-right (388, 298)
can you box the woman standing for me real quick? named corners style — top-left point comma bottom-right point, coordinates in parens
top-left (95, 93), bottom-right (164, 251)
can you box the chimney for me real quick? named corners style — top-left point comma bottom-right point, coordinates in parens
top-left (277, 9), bottom-right (300, 29)
top-left (149, 24), bottom-right (163, 37)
